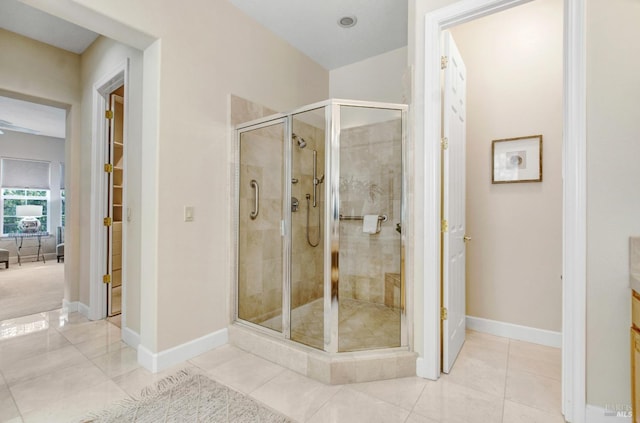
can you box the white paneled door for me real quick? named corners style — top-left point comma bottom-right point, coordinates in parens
top-left (441, 30), bottom-right (467, 374)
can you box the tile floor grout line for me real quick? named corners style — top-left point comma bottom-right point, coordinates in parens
top-left (247, 364), bottom-right (288, 395)
top-left (1, 369), bottom-right (23, 422)
top-left (1, 344), bottom-right (95, 389)
top-left (506, 366), bottom-right (562, 381)
top-left (349, 378), bottom-right (429, 415)
top-left (504, 395), bottom-right (565, 416)
top-left (302, 384), bottom-right (346, 423)
top-left (406, 379), bottom-right (428, 418)
top-left (501, 338), bottom-right (512, 423)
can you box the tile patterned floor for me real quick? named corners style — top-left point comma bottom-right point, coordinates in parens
top-left (0, 309), bottom-right (564, 423)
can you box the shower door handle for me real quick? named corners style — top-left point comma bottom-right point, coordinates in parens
top-left (250, 179), bottom-right (259, 220)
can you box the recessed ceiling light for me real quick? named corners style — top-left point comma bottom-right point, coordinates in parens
top-left (338, 16), bottom-right (357, 28)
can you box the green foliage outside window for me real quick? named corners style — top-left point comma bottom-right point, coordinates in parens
top-left (61, 190), bottom-right (65, 227)
top-left (2, 189), bottom-right (49, 234)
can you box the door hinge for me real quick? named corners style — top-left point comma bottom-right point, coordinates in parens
top-left (105, 110), bottom-right (114, 119)
top-left (441, 219), bottom-right (449, 233)
top-left (441, 56), bottom-right (449, 70)
top-left (103, 274), bottom-right (111, 284)
top-left (104, 163), bottom-right (113, 173)
top-left (441, 307), bottom-right (448, 320)
top-left (103, 217), bottom-right (112, 226)
top-left (441, 137), bottom-right (449, 150)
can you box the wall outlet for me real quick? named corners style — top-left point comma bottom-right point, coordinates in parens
top-left (184, 206), bottom-right (194, 222)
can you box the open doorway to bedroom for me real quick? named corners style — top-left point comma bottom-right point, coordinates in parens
top-left (0, 94), bottom-right (66, 321)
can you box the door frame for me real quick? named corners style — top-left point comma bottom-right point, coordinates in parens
top-left (419, 0), bottom-right (585, 422)
top-left (89, 60), bottom-right (130, 325)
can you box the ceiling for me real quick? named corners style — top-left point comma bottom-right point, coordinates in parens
top-left (0, 1), bottom-right (407, 138)
top-left (1, 0), bottom-right (407, 70)
top-left (227, 0), bottom-right (408, 70)
top-left (0, 0), bottom-right (93, 140)
top-left (0, 96), bottom-right (66, 139)
top-left (0, 0), bottom-right (99, 54)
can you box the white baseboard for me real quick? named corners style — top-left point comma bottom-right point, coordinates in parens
top-left (77, 302), bottom-right (91, 319)
top-left (62, 299), bottom-right (79, 313)
top-left (416, 357), bottom-right (428, 378)
top-left (586, 404), bottom-right (632, 423)
top-left (466, 315), bottom-right (562, 348)
top-left (61, 300), bottom-right (91, 320)
top-left (122, 326), bottom-right (140, 349)
top-left (138, 328), bottom-right (229, 373)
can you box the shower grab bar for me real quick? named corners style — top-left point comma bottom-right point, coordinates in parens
top-left (339, 214), bottom-right (388, 222)
top-left (250, 179), bottom-right (259, 220)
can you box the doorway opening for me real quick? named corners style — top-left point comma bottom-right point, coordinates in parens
top-left (440, 0), bottom-right (564, 373)
top-left (90, 62), bottom-right (129, 325)
top-left (0, 93), bottom-right (67, 321)
top-left (106, 85), bottom-right (125, 319)
top-left (421, 0), bottom-right (586, 421)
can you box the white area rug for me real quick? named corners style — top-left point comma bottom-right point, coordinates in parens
top-left (83, 370), bottom-right (295, 423)
top-left (0, 261), bottom-right (64, 321)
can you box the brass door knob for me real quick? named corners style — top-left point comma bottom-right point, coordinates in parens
top-left (463, 235), bottom-right (472, 243)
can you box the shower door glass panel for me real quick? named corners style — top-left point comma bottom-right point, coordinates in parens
top-left (338, 106), bottom-right (403, 352)
top-left (238, 121), bottom-right (285, 332)
top-left (290, 108), bottom-right (325, 349)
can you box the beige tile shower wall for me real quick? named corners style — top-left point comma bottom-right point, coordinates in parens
top-left (291, 118), bottom-right (325, 309)
top-left (230, 95), bottom-right (276, 127)
top-left (339, 119), bottom-right (402, 305)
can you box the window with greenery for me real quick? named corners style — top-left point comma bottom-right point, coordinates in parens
top-left (60, 189), bottom-right (65, 227)
top-left (1, 189), bottom-right (49, 234)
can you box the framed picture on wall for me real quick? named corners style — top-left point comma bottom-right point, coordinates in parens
top-left (492, 135), bottom-right (543, 183)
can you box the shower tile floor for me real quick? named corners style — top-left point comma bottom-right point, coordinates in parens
top-left (261, 298), bottom-right (401, 351)
top-left (0, 309), bottom-right (563, 422)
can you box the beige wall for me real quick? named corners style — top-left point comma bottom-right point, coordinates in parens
top-left (80, 36), bottom-right (144, 333)
top-left (586, 0), bottom-right (640, 407)
top-left (450, 0), bottom-right (563, 332)
top-left (330, 47), bottom-right (409, 104)
top-left (0, 29), bottom-right (81, 306)
top-left (32, 0), bottom-right (329, 352)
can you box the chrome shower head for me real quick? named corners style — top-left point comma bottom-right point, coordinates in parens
top-left (292, 133), bottom-right (307, 149)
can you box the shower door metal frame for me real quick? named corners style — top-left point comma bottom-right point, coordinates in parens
top-left (234, 116), bottom-right (291, 340)
top-left (234, 99), bottom-right (410, 353)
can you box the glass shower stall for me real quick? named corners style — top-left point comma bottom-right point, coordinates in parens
top-left (235, 99), bottom-right (407, 353)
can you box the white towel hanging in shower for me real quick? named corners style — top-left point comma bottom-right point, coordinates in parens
top-left (362, 215), bottom-right (379, 234)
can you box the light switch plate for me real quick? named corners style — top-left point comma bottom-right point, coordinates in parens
top-left (184, 206), bottom-right (194, 222)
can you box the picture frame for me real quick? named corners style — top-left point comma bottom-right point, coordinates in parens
top-left (492, 135), bottom-right (543, 184)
